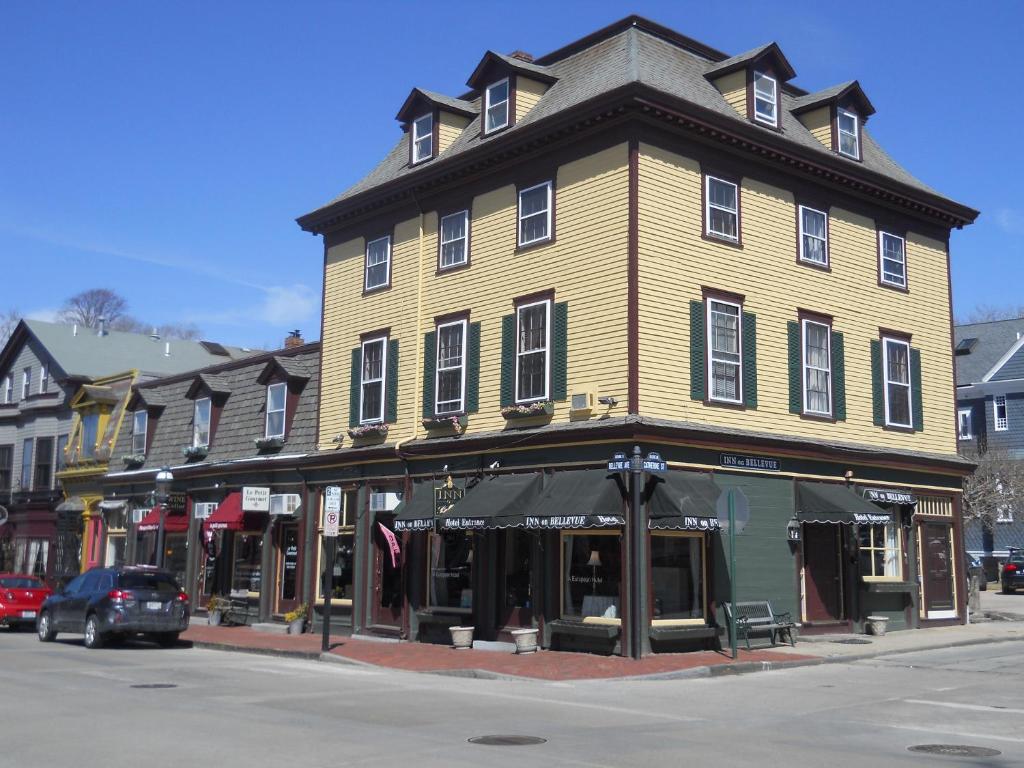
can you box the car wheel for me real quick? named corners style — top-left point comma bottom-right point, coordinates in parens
top-left (83, 615), bottom-right (104, 649)
top-left (980, 579), bottom-right (988, 591)
top-left (37, 611), bottom-right (56, 642)
top-left (1002, 585), bottom-right (1015, 595)
top-left (151, 632), bottom-right (180, 648)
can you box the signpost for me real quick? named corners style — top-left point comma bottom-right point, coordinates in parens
top-left (321, 486), bottom-right (342, 653)
top-left (716, 487), bottom-right (750, 660)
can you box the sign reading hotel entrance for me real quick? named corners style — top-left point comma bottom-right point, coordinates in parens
top-left (643, 451), bottom-right (667, 474)
top-left (720, 453), bottom-right (781, 472)
top-left (863, 488), bottom-right (917, 506)
top-left (242, 486), bottom-right (270, 512)
top-left (607, 451), bottom-right (629, 472)
top-left (434, 476), bottom-right (464, 515)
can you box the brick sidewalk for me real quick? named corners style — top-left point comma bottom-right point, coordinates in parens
top-left (181, 624), bottom-right (814, 680)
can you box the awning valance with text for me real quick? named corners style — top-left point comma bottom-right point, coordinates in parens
top-left (796, 482), bottom-right (893, 525)
top-left (646, 471), bottom-right (722, 531)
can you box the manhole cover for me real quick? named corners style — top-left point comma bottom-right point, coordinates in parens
top-left (908, 745), bottom-right (1001, 757)
top-left (130, 684), bottom-right (178, 689)
top-left (831, 638), bottom-right (872, 645)
top-left (468, 736), bottom-right (547, 746)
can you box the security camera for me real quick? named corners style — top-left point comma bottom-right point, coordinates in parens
top-left (442, 464), bottom-right (449, 473)
top-left (598, 396), bottom-right (618, 406)
top-left (488, 460), bottom-right (500, 470)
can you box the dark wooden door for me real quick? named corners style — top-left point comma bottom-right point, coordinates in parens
top-left (497, 530), bottom-right (533, 630)
top-left (276, 524), bottom-right (300, 615)
top-left (371, 521), bottom-right (402, 627)
top-left (923, 523), bottom-right (955, 614)
top-left (803, 524), bottom-right (843, 621)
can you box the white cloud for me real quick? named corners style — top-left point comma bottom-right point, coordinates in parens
top-left (185, 283), bottom-right (319, 328)
top-left (993, 208), bottom-right (1024, 234)
top-left (26, 307), bottom-right (59, 322)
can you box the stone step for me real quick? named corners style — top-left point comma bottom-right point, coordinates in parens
top-left (251, 622), bottom-right (289, 635)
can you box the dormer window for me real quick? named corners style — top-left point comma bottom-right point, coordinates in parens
top-left (484, 78), bottom-right (510, 134)
top-left (132, 410), bottom-right (148, 455)
top-left (753, 71), bottom-right (777, 126)
top-left (193, 397), bottom-right (211, 447)
top-left (837, 108), bottom-right (860, 158)
top-left (3, 375), bottom-right (11, 404)
top-left (266, 382), bottom-right (286, 439)
top-left (411, 113), bottom-right (433, 163)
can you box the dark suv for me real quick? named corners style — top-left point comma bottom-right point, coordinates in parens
top-left (36, 566), bottom-right (189, 648)
top-left (1002, 552), bottom-right (1024, 594)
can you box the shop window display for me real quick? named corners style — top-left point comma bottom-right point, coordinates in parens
top-left (651, 533), bottom-right (704, 622)
top-left (231, 533), bottom-right (263, 596)
top-left (562, 532), bottom-right (621, 620)
top-left (429, 531), bottom-right (473, 611)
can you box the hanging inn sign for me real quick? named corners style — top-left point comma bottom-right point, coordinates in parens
top-left (434, 476), bottom-right (465, 516)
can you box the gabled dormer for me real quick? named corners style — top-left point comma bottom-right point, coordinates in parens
top-left (126, 388), bottom-right (168, 459)
top-left (705, 42), bottom-right (796, 130)
top-left (466, 50), bottom-right (557, 136)
top-left (791, 81), bottom-right (876, 161)
top-left (396, 89), bottom-right (478, 166)
top-left (255, 356), bottom-right (311, 444)
top-left (184, 373), bottom-right (231, 454)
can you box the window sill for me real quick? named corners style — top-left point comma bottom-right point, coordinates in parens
top-left (436, 261), bottom-right (470, 276)
top-left (882, 423), bottom-right (915, 434)
top-left (362, 283), bottom-right (392, 297)
top-left (878, 279), bottom-right (909, 294)
top-left (516, 236), bottom-right (555, 254)
top-left (800, 411), bottom-right (836, 424)
top-left (651, 618), bottom-right (706, 627)
top-left (701, 232), bottom-right (743, 249)
top-left (314, 598), bottom-right (353, 607)
top-left (704, 398), bottom-right (746, 411)
top-left (797, 257), bottom-right (831, 272)
top-left (862, 580), bottom-right (916, 594)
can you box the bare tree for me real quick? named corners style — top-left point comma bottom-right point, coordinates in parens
top-left (0, 309), bottom-right (20, 348)
top-left (57, 288), bottom-right (128, 329)
top-left (961, 446), bottom-right (1024, 529)
top-left (957, 304), bottom-right (1024, 324)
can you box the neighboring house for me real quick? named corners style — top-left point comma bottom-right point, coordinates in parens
top-left (101, 337), bottom-right (319, 623)
top-left (0, 319), bottom-right (257, 586)
top-left (293, 15), bottom-right (978, 656)
top-left (955, 317), bottom-right (1024, 573)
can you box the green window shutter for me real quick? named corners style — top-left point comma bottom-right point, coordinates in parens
top-left (422, 331), bottom-right (436, 419)
top-left (552, 302), bottom-right (568, 401)
top-left (870, 339), bottom-right (885, 426)
top-left (466, 321), bottom-right (481, 413)
top-left (911, 347), bottom-right (924, 431)
top-left (831, 330), bottom-right (846, 421)
top-left (689, 301), bottom-right (705, 401)
top-left (500, 313), bottom-right (515, 407)
top-left (348, 347), bottom-right (361, 427)
top-left (742, 312), bottom-right (757, 408)
top-left (787, 321), bottom-right (802, 414)
top-left (385, 339), bottom-right (399, 424)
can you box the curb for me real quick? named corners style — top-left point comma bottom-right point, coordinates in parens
top-left (190, 640), bottom-right (321, 661)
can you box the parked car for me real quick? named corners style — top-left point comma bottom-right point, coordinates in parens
top-left (36, 566), bottom-right (189, 648)
top-left (0, 574), bottom-right (52, 629)
top-left (1001, 553), bottom-right (1024, 594)
top-left (966, 553), bottom-right (987, 592)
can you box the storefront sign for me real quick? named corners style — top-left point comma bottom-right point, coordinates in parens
top-left (324, 486), bottom-right (342, 515)
top-left (607, 451), bottom-right (629, 472)
top-left (165, 492), bottom-right (187, 514)
top-left (525, 515), bottom-right (623, 529)
top-left (434, 477), bottom-right (465, 516)
top-left (440, 517), bottom-right (485, 530)
top-left (853, 512), bottom-right (893, 525)
top-left (650, 516), bottom-right (721, 531)
top-left (394, 518), bottom-right (434, 533)
top-left (242, 486), bottom-right (270, 512)
top-left (643, 451), bottom-right (667, 474)
top-left (863, 488), bottom-right (917, 506)
top-left (720, 453), bottom-right (780, 472)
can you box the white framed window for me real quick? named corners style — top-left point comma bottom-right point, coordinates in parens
top-left (39, 364), bottom-right (48, 394)
top-left (364, 236), bottom-right (391, 291)
top-left (837, 108), bottom-right (859, 158)
top-left (360, 337), bottom-right (386, 424)
top-left (411, 113), bottom-right (433, 163)
top-left (996, 503), bottom-right (1014, 523)
top-left (439, 210), bottom-right (469, 269)
top-left (516, 299), bottom-right (550, 403)
top-left (879, 232), bottom-right (906, 288)
top-left (707, 299), bottom-right (742, 403)
top-left (484, 78), bottom-right (510, 134)
top-left (21, 368), bottom-right (30, 400)
top-left (131, 410), bottom-right (148, 455)
top-left (994, 395), bottom-right (1009, 431)
top-left (802, 319), bottom-right (832, 416)
top-left (957, 407), bottom-right (973, 440)
top-left (798, 206), bottom-right (828, 266)
top-left (705, 175), bottom-right (739, 241)
top-left (435, 319), bottom-right (467, 415)
top-left (883, 337), bottom-right (912, 428)
top-left (858, 522), bottom-right (901, 579)
top-left (518, 181), bottom-right (552, 246)
top-left (193, 397), bottom-right (211, 447)
top-left (266, 382), bottom-right (286, 438)
top-left (3, 375), bottom-right (11, 404)
top-left (753, 71), bottom-right (777, 126)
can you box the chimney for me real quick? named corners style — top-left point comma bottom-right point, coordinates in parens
top-left (509, 50), bottom-right (534, 63)
top-left (151, 327), bottom-right (160, 341)
top-left (97, 316), bottom-right (107, 337)
top-left (284, 330), bottom-right (304, 349)
top-left (164, 341), bottom-right (171, 357)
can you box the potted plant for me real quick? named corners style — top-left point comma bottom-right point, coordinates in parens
top-left (254, 436), bottom-right (284, 452)
top-left (421, 415), bottom-right (467, 434)
top-left (510, 627), bottom-right (540, 654)
top-left (347, 423), bottom-right (389, 441)
top-left (284, 603), bottom-right (308, 634)
top-left (207, 596), bottom-right (229, 627)
top-left (865, 615), bottom-right (889, 636)
top-left (121, 454), bottom-right (146, 467)
top-left (183, 444), bottom-right (209, 460)
top-left (449, 625), bottom-right (474, 649)
top-left (501, 401), bottom-right (554, 420)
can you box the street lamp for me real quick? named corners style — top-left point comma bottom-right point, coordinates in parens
top-left (154, 467), bottom-right (173, 569)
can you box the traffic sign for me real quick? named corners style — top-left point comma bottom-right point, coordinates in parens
top-left (716, 488), bottom-right (751, 534)
top-left (324, 486), bottom-right (342, 514)
top-left (607, 451), bottom-right (629, 472)
top-left (323, 509), bottom-right (340, 537)
top-left (643, 451), bottom-right (667, 474)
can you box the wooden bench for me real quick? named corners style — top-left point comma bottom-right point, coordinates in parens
top-left (723, 601), bottom-right (796, 650)
top-left (223, 599), bottom-right (259, 626)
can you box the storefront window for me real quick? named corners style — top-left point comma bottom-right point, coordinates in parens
top-left (164, 533), bottom-right (187, 587)
top-left (428, 531), bottom-right (473, 612)
top-left (562, 532), bottom-right (621, 620)
top-left (14, 538), bottom-right (49, 579)
top-left (503, 530), bottom-right (531, 614)
top-left (318, 490), bottom-right (357, 602)
top-left (651, 533), bottom-right (705, 622)
top-left (280, 526), bottom-right (299, 602)
top-left (858, 523), bottom-right (901, 579)
top-left (232, 533), bottom-right (262, 596)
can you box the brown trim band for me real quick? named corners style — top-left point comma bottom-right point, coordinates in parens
top-left (628, 138), bottom-right (639, 414)
top-left (513, 288), bottom-right (556, 307)
top-left (359, 327), bottom-right (392, 341)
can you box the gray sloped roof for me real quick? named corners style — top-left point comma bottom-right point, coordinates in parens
top-left (108, 345), bottom-right (320, 471)
top-left (790, 81), bottom-right (857, 112)
top-left (305, 22), bottom-right (956, 219)
top-left (22, 320), bottom-right (259, 380)
top-left (417, 89), bottom-right (478, 116)
top-left (955, 318), bottom-right (1024, 386)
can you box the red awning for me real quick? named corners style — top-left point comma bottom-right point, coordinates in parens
top-left (204, 492), bottom-right (267, 532)
top-left (137, 505), bottom-right (189, 533)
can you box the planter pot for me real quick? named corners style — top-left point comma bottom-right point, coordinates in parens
top-left (510, 627), bottom-right (539, 654)
top-left (449, 625), bottom-right (474, 649)
top-left (865, 615), bottom-right (889, 636)
top-left (501, 402), bottom-right (554, 420)
top-left (287, 618), bottom-right (305, 635)
top-left (209, 610), bottom-right (222, 627)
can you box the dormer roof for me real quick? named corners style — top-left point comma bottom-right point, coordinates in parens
top-left (128, 388), bottom-right (168, 412)
top-left (185, 372), bottom-right (232, 400)
top-left (257, 355), bottom-right (313, 386)
top-left (466, 50), bottom-right (558, 90)
top-left (790, 80), bottom-right (876, 118)
top-left (395, 88), bottom-right (478, 124)
top-left (704, 42), bottom-right (795, 81)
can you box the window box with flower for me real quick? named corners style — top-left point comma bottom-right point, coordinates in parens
top-left (501, 401), bottom-right (554, 420)
top-left (347, 423), bottom-right (389, 441)
top-left (421, 414), bottom-right (467, 434)
top-left (120, 454), bottom-right (146, 468)
top-left (254, 436), bottom-right (284, 452)
top-left (183, 445), bottom-right (208, 460)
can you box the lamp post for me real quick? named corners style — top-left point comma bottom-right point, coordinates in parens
top-left (154, 467), bottom-right (173, 569)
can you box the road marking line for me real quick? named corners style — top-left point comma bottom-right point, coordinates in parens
top-left (904, 698), bottom-right (1024, 715)
top-left (879, 723), bottom-right (1024, 745)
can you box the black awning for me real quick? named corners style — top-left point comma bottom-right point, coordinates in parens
top-left (523, 469), bottom-right (625, 529)
top-left (796, 482), bottom-right (894, 525)
top-left (392, 482), bottom-right (436, 532)
top-left (646, 471), bottom-right (722, 531)
top-left (437, 473), bottom-right (543, 531)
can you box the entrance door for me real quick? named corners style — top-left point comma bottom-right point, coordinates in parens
top-left (803, 524), bottom-right (843, 622)
top-left (276, 524), bottom-right (300, 615)
top-left (371, 519), bottom-right (403, 628)
top-left (498, 530), bottom-right (532, 629)
top-left (922, 523), bottom-right (955, 618)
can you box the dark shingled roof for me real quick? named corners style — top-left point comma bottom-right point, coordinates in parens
top-left (790, 80), bottom-right (876, 117)
top-left (396, 88), bottom-right (478, 123)
top-left (955, 318), bottom-right (1024, 386)
top-left (703, 42), bottom-right (795, 81)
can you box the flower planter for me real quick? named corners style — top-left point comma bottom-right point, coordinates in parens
top-left (421, 415), bottom-right (467, 434)
top-left (287, 618), bottom-right (306, 635)
top-left (865, 615), bottom-right (889, 636)
top-left (121, 454), bottom-right (146, 468)
top-left (183, 445), bottom-right (208, 460)
top-left (501, 401), bottom-right (554, 420)
top-left (347, 424), bottom-right (389, 441)
top-left (449, 625), bottom-right (475, 649)
top-left (510, 627), bottom-right (539, 654)
top-left (254, 437), bottom-right (284, 452)
top-left (209, 610), bottom-right (222, 627)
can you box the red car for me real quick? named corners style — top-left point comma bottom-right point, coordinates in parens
top-left (0, 574), bottom-right (52, 629)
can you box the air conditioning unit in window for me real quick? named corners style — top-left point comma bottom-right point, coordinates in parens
top-left (269, 493), bottom-right (302, 516)
top-left (369, 491), bottom-right (402, 513)
top-left (131, 508), bottom-right (146, 525)
top-left (193, 502), bottom-right (217, 520)
top-left (569, 388), bottom-right (597, 417)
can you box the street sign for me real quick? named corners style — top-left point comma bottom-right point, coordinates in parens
top-left (324, 486), bottom-right (342, 514)
top-left (242, 486), bottom-right (270, 512)
top-left (643, 451), bottom-right (667, 474)
top-left (323, 509), bottom-right (340, 537)
top-left (716, 488), bottom-right (751, 534)
top-left (607, 451), bottom-right (629, 472)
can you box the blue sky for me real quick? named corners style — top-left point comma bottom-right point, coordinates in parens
top-left (2, 1), bottom-right (1020, 348)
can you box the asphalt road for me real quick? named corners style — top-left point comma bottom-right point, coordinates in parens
top-left (1, 629), bottom-right (1020, 767)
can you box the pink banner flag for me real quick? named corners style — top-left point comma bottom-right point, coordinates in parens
top-left (378, 522), bottom-right (401, 568)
